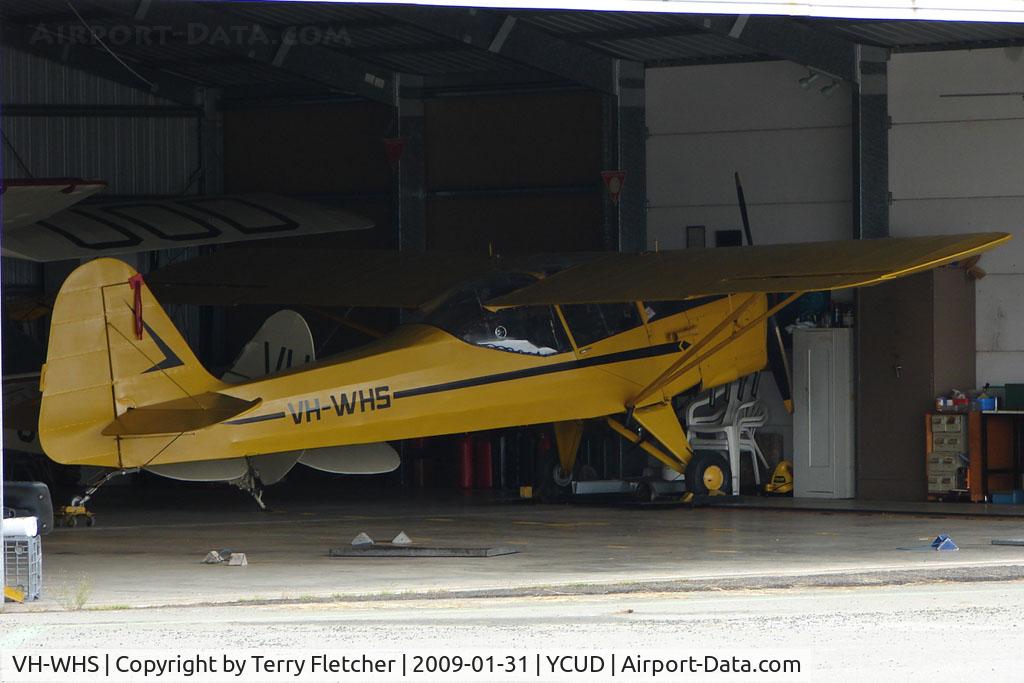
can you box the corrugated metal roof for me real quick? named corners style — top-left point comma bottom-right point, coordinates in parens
top-left (591, 33), bottom-right (764, 64)
top-left (4, 3), bottom-right (1024, 100)
top-left (0, 0), bottom-right (114, 19)
top-left (106, 42), bottom-right (236, 65)
top-left (516, 10), bottom-right (700, 36)
top-left (340, 24), bottom-right (451, 51)
top-left (368, 47), bottom-right (522, 75)
top-left (166, 61), bottom-right (300, 86)
top-left (804, 18), bottom-right (1024, 49)
top-left (219, 1), bottom-right (387, 26)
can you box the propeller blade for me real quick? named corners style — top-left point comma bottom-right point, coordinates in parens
top-left (768, 318), bottom-right (794, 414)
top-left (735, 171), bottom-right (794, 414)
top-left (734, 172), bottom-right (755, 248)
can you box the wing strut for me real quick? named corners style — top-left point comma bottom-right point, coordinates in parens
top-left (629, 291), bottom-right (804, 409)
top-left (629, 293), bottom-right (759, 408)
top-left (606, 417), bottom-right (687, 474)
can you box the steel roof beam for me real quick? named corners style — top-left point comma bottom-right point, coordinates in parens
top-left (682, 14), bottom-right (858, 81)
top-left (853, 46), bottom-right (890, 239)
top-left (554, 25), bottom-right (706, 43)
top-left (375, 6), bottom-right (619, 94)
top-left (219, 69), bottom-right (572, 105)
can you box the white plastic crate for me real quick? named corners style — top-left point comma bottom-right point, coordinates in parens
top-left (4, 535), bottom-right (42, 600)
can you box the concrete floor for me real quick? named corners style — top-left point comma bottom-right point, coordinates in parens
top-left (8, 490), bottom-right (1024, 612)
top-left (705, 494), bottom-right (1024, 516)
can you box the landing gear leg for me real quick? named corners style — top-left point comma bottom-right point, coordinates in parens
top-left (232, 466), bottom-right (267, 511)
top-left (71, 468), bottom-right (138, 508)
top-left (553, 420), bottom-right (584, 484)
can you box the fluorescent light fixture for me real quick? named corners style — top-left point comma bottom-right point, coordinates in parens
top-left (820, 80), bottom-right (839, 97)
top-left (799, 71), bottom-right (820, 90)
top-left (279, 1), bottom-right (1024, 24)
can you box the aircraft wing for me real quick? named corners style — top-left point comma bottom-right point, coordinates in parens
top-left (2, 193), bottom-right (373, 262)
top-left (146, 247), bottom-right (510, 308)
top-left (486, 232), bottom-right (1011, 308)
top-left (89, 232), bottom-right (1012, 312)
top-left (2, 178), bottom-right (108, 231)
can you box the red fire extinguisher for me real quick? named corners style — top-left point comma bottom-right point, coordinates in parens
top-left (457, 435), bottom-right (474, 490)
top-left (474, 438), bottom-right (493, 490)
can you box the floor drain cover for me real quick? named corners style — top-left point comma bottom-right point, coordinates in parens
top-left (329, 545), bottom-right (519, 558)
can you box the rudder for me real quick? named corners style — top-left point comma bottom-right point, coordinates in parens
top-left (39, 258), bottom-right (221, 467)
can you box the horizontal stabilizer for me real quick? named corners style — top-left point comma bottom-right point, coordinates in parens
top-left (102, 392), bottom-right (260, 436)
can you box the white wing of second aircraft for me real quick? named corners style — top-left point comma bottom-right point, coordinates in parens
top-left (2, 178), bottom-right (108, 232)
top-left (2, 191), bottom-right (372, 262)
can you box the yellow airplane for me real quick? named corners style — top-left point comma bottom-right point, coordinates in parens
top-left (38, 232), bottom-right (1009, 502)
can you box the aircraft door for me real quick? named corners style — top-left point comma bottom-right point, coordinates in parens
top-left (559, 302), bottom-right (650, 359)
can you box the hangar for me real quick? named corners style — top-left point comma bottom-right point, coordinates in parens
top-left (3, 0), bottom-right (1024, 676)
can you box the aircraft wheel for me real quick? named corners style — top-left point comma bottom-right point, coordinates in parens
top-left (535, 454), bottom-right (572, 502)
top-left (685, 451), bottom-right (732, 496)
top-left (552, 464), bottom-right (573, 488)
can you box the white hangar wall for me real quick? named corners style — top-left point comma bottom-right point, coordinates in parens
top-left (887, 47), bottom-right (1024, 387)
top-left (645, 60), bottom-right (853, 250)
top-left (645, 60), bottom-right (855, 439)
top-left (645, 48), bottom-right (1024, 444)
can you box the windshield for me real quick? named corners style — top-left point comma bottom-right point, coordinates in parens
top-left (415, 273), bottom-right (571, 356)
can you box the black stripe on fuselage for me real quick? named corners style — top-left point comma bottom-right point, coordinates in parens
top-left (224, 411), bottom-right (286, 425)
top-left (392, 341), bottom-right (684, 400)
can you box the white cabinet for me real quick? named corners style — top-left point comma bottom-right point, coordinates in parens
top-left (793, 328), bottom-right (855, 498)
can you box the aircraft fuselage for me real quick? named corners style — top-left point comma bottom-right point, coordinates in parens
top-left (105, 295), bottom-right (767, 469)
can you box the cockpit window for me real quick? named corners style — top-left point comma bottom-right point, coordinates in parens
top-left (560, 303), bottom-right (642, 347)
top-left (415, 273), bottom-right (571, 356)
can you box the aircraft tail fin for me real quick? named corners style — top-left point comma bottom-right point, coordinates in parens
top-left (39, 258), bottom-right (223, 466)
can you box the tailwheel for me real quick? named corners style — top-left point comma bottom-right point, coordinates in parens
top-left (685, 451), bottom-right (732, 496)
